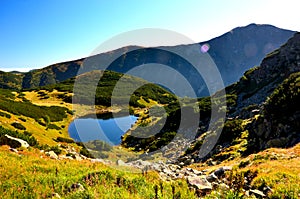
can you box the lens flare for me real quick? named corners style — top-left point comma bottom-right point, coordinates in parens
top-left (201, 43), bottom-right (210, 53)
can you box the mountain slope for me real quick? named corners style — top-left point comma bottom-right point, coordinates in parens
top-left (0, 24), bottom-right (295, 97)
top-left (181, 32), bottom-right (300, 164)
top-left (200, 23), bottom-right (295, 85)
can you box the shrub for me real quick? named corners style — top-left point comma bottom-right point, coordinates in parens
top-left (0, 135), bottom-right (21, 148)
top-left (85, 140), bottom-right (113, 152)
top-left (49, 146), bottom-right (62, 155)
top-left (0, 111), bottom-right (11, 119)
top-left (80, 147), bottom-right (94, 158)
top-left (47, 123), bottom-right (61, 130)
top-left (19, 117), bottom-right (26, 122)
top-left (0, 126), bottom-right (38, 147)
top-left (218, 119), bottom-right (244, 144)
top-left (11, 122), bottom-right (26, 130)
top-left (56, 137), bottom-right (74, 143)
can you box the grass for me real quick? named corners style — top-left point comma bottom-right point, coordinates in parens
top-left (247, 145), bottom-right (300, 198)
top-left (0, 89), bottom-right (72, 146)
top-left (192, 144), bottom-right (300, 198)
top-left (0, 145), bottom-right (198, 199)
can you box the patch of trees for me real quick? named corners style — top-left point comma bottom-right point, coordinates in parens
top-left (0, 126), bottom-right (38, 148)
top-left (0, 98), bottom-right (69, 122)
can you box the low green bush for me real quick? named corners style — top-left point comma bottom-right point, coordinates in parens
top-left (11, 122), bottom-right (26, 130)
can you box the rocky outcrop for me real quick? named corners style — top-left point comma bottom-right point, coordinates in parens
top-left (45, 151), bottom-right (58, 160)
top-left (4, 134), bottom-right (30, 148)
top-left (233, 32), bottom-right (300, 115)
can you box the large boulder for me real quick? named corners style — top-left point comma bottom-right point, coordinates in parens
top-left (213, 166), bottom-right (232, 177)
top-left (45, 151), bottom-right (58, 160)
top-left (187, 176), bottom-right (212, 190)
top-left (116, 159), bottom-right (127, 166)
top-left (4, 134), bottom-right (30, 148)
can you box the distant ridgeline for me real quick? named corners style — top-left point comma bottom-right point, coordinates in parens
top-left (0, 24), bottom-right (294, 97)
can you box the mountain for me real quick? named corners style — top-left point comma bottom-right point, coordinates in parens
top-left (178, 32), bottom-right (300, 164)
top-left (0, 24), bottom-right (295, 97)
top-left (0, 29), bottom-right (299, 198)
top-left (200, 23), bottom-right (295, 85)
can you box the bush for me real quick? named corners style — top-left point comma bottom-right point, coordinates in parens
top-left (37, 119), bottom-right (46, 127)
top-left (85, 140), bottom-right (113, 152)
top-left (0, 136), bottom-right (21, 148)
top-left (11, 122), bottom-right (26, 130)
top-left (0, 111), bottom-right (11, 119)
top-left (0, 126), bottom-right (38, 147)
top-left (218, 119), bottom-right (244, 144)
top-left (47, 123), bottom-right (61, 130)
top-left (0, 99), bottom-right (69, 122)
top-left (56, 137), bottom-right (74, 143)
top-left (49, 146), bottom-right (62, 155)
top-left (80, 147), bottom-right (94, 158)
top-left (19, 117), bottom-right (26, 122)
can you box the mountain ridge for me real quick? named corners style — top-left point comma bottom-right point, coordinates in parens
top-left (0, 24), bottom-right (295, 97)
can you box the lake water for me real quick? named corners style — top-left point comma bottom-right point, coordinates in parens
top-left (68, 115), bottom-right (138, 145)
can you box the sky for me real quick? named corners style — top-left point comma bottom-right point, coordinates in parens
top-left (0, 0), bottom-right (300, 72)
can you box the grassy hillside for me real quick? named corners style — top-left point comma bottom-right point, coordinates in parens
top-left (0, 69), bottom-right (179, 148)
top-left (0, 146), bottom-right (197, 199)
top-left (0, 143), bottom-right (299, 198)
top-left (0, 30), bottom-right (299, 199)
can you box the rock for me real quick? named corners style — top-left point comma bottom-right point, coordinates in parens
top-left (162, 168), bottom-right (173, 176)
top-left (74, 154), bottom-right (83, 161)
top-left (169, 164), bottom-right (180, 171)
top-left (207, 160), bottom-right (217, 166)
top-left (214, 166), bottom-right (232, 177)
top-left (45, 151), bottom-right (58, 160)
top-left (187, 176), bottom-right (212, 190)
top-left (9, 147), bottom-right (18, 153)
top-left (207, 172), bottom-right (219, 183)
top-left (250, 189), bottom-right (266, 197)
top-left (211, 182), bottom-right (219, 189)
top-left (116, 159), bottom-right (127, 166)
top-left (266, 138), bottom-right (288, 148)
top-left (70, 183), bottom-right (85, 192)
top-left (263, 185), bottom-right (272, 193)
top-left (51, 192), bottom-right (61, 198)
top-left (192, 169), bottom-right (202, 175)
top-left (251, 109), bottom-right (260, 114)
top-left (60, 155), bottom-right (73, 160)
top-left (4, 134), bottom-right (30, 148)
top-left (91, 158), bottom-right (105, 164)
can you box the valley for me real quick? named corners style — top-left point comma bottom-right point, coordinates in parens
top-left (0, 25), bottom-right (299, 198)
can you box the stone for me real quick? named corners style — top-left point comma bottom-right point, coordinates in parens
top-left (207, 172), bottom-right (219, 183)
top-left (9, 147), bottom-right (18, 153)
top-left (5, 134), bottom-right (30, 148)
top-left (51, 192), bottom-right (61, 198)
top-left (162, 168), bottom-right (173, 176)
top-left (74, 154), bottom-right (83, 161)
top-left (187, 176), bottom-right (212, 190)
top-left (91, 158), bottom-right (105, 164)
top-left (214, 166), bottom-right (232, 177)
top-left (266, 138), bottom-right (288, 148)
top-left (250, 189), bottom-right (266, 197)
top-left (70, 183), bottom-right (85, 192)
top-left (45, 151), bottom-right (58, 160)
top-left (116, 159), bottom-right (127, 166)
top-left (192, 169), bottom-right (202, 175)
top-left (59, 155), bottom-right (73, 160)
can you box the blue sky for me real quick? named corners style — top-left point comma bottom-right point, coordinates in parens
top-left (1, 0), bottom-right (299, 72)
